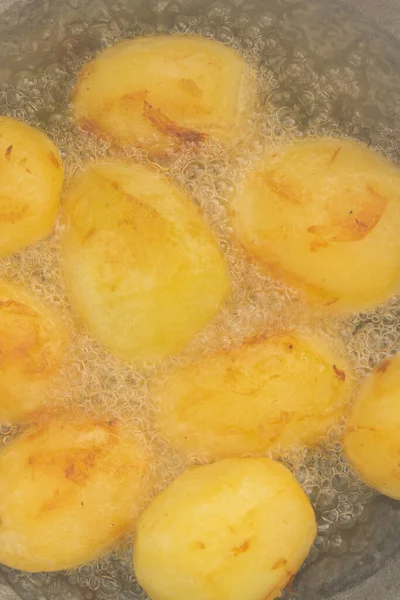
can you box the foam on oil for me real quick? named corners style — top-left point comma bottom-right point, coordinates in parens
top-left (1, 0), bottom-right (400, 598)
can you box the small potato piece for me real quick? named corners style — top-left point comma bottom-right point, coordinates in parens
top-left (134, 458), bottom-right (316, 600)
top-left (0, 281), bottom-right (67, 423)
top-left (344, 355), bottom-right (400, 499)
top-left (153, 331), bottom-right (352, 459)
top-left (0, 417), bottom-right (151, 572)
top-left (0, 117), bottom-right (63, 257)
top-left (61, 162), bottom-right (230, 361)
top-left (73, 35), bottom-right (254, 152)
top-left (233, 138), bottom-right (400, 312)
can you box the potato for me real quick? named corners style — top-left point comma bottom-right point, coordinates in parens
top-left (0, 116), bottom-right (63, 258)
top-left (153, 331), bottom-right (352, 459)
top-left (343, 355), bottom-right (400, 499)
top-left (0, 281), bottom-right (67, 423)
top-left (0, 417), bottom-right (151, 572)
top-left (61, 162), bottom-right (230, 361)
top-left (233, 138), bottom-right (400, 312)
top-left (134, 458), bottom-right (316, 600)
top-left (73, 35), bottom-right (254, 152)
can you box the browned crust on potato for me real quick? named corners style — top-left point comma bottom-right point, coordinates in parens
top-left (376, 358), bottom-right (391, 374)
top-left (143, 101), bottom-right (208, 143)
top-left (63, 450), bottom-right (99, 486)
top-left (259, 170), bottom-right (302, 205)
top-left (272, 557), bottom-right (288, 570)
top-left (49, 152), bottom-right (61, 169)
top-left (78, 117), bottom-right (112, 142)
top-left (308, 185), bottom-right (388, 251)
top-left (77, 105), bottom-right (207, 159)
top-left (325, 297), bottom-right (339, 306)
top-left (27, 426), bottom-right (115, 488)
top-left (22, 419), bottom-right (147, 525)
top-left (333, 365), bottom-right (346, 381)
top-left (0, 299), bottom-right (60, 375)
top-left (0, 299), bottom-right (37, 317)
top-left (232, 538), bottom-right (252, 556)
top-left (0, 198), bottom-right (29, 223)
top-left (5, 144), bottom-right (13, 160)
top-left (240, 244), bottom-right (340, 308)
top-left (78, 115), bottom-right (158, 163)
top-left (40, 488), bottom-right (65, 512)
top-left (330, 146), bottom-right (342, 162)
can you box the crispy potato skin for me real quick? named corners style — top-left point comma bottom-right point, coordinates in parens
top-left (61, 162), bottom-right (230, 361)
top-left (153, 331), bottom-right (352, 458)
top-left (0, 281), bottom-right (67, 423)
top-left (344, 355), bottom-right (400, 499)
top-left (133, 458), bottom-right (316, 600)
top-left (233, 138), bottom-right (400, 312)
top-left (0, 418), bottom-right (151, 571)
top-left (0, 117), bottom-right (63, 257)
top-left (73, 35), bottom-right (253, 151)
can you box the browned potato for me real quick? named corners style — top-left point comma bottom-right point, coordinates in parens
top-left (233, 138), bottom-right (400, 312)
top-left (153, 330), bottom-right (353, 459)
top-left (73, 35), bottom-right (254, 152)
top-left (0, 281), bottom-right (67, 423)
top-left (0, 117), bottom-right (63, 258)
top-left (344, 355), bottom-right (400, 499)
top-left (61, 161), bottom-right (230, 361)
top-left (133, 458), bottom-right (317, 600)
top-left (0, 417), bottom-right (151, 572)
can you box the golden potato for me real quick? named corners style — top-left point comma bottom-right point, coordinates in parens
top-left (73, 35), bottom-right (254, 152)
top-left (0, 116), bottom-right (63, 258)
top-left (343, 355), bottom-right (400, 499)
top-left (61, 162), bottom-right (230, 361)
top-left (134, 458), bottom-right (316, 600)
top-left (233, 138), bottom-right (400, 312)
top-left (0, 281), bottom-right (67, 423)
top-left (0, 417), bottom-right (151, 571)
top-left (153, 331), bottom-right (352, 459)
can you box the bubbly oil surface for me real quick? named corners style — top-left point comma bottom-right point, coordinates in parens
top-left (1, 0), bottom-right (400, 599)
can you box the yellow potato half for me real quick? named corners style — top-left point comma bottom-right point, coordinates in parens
top-left (61, 162), bottom-right (230, 361)
top-left (344, 355), bottom-right (400, 499)
top-left (0, 281), bottom-right (67, 423)
top-left (0, 417), bottom-right (151, 572)
top-left (153, 331), bottom-right (352, 459)
top-left (73, 35), bottom-right (254, 152)
top-left (0, 116), bottom-right (63, 257)
top-left (233, 138), bottom-right (400, 312)
top-left (134, 458), bottom-right (316, 600)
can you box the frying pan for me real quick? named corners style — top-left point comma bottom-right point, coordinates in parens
top-left (0, 0), bottom-right (399, 599)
